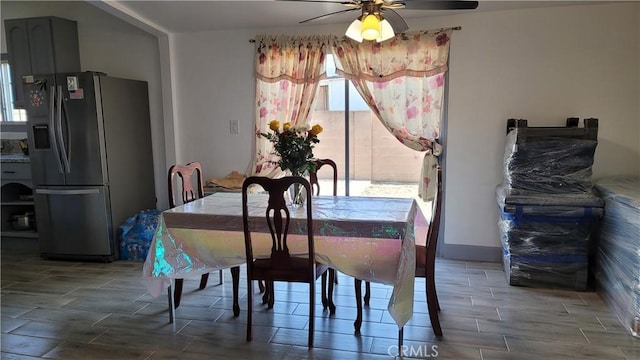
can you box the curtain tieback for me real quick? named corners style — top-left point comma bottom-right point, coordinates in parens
top-left (430, 140), bottom-right (443, 157)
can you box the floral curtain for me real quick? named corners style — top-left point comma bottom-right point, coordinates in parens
top-left (251, 35), bottom-right (328, 178)
top-left (329, 28), bottom-right (454, 201)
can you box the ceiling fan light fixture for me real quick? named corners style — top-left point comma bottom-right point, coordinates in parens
top-left (377, 19), bottom-right (395, 42)
top-left (361, 14), bottom-right (381, 41)
top-left (345, 19), bottom-right (364, 42)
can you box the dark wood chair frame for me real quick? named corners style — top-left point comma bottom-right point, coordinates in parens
top-left (309, 159), bottom-right (339, 304)
top-left (168, 162), bottom-right (240, 317)
top-left (242, 176), bottom-right (335, 347)
top-left (354, 165), bottom-right (443, 346)
top-left (257, 160), bottom-right (338, 310)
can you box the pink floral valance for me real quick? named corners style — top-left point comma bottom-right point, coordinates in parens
top-left (332, 28), bottom-right (454, 82)
top-left (254, 34), bottom-right (330, 84)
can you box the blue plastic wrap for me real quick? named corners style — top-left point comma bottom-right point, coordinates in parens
top-left (497, 192), bottom-right (602, 291)
top-left (119, 209), bottom-right (161, 261)
top-left (595, 177), bottom-right (640, 338)
top-left (503, 130), bottom-right (597, 195)
top-left (497, 121), bottom-right (602, 291)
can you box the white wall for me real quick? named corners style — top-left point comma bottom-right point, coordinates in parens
top-left (0, 1), bottom-right (168, 209)
top-left (171, 2), bottom-right (639, 253)
top-left (422, 3), bottom-right (640, 249)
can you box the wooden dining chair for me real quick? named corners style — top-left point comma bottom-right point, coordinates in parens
top-left (355, 165), bottom-right (443, 345)
top-left (168, 162), bottom-right (240, 315)
top-left (242, 176), bottom-right (334, 347)
top-left (309, 159), bottom-right (338, 197)
top-left (309, 159), bottom-right (341, 313)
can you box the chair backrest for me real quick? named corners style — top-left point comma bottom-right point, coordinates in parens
top-left (309, 159), bottom-right (338, 196)
top-left (422, 165), bottom-right (443, 271)
top-left (168, 162), bottom-right (205, 208)
top-left (242, 176), bottom-right (315, 272)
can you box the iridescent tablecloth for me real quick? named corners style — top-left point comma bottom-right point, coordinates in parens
top-left (142, 192), bottom-right (427, 328)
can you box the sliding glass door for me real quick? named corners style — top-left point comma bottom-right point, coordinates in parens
top-left (311, 55), bottom-right (422, 199)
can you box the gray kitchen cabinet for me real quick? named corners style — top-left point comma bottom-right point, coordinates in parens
top-left (1, 161), bottom-right (37, 239)
top-left (4, 16), bottom-right (81, 108)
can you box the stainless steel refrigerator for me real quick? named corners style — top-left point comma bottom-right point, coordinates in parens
top-left (24, 71), bottom-right (156, 261)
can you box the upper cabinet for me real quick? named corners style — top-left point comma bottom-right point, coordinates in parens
top-left (4, 16), bottom-right (81, 109)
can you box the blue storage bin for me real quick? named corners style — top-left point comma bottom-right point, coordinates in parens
top-left (119, 209), bottom-right (161, 261)
top-left (498, 202), bottom-right (602, 291)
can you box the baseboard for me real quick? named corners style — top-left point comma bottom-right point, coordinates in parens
top-left (439, 243), bottom-right (502, 262)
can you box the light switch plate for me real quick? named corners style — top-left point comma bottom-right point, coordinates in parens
top-left (230, 120), bottom-right (239, 134)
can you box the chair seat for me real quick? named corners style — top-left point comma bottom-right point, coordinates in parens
top-left (253, 257), bottom-right (327, 282)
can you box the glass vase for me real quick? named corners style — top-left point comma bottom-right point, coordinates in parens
top-left (289, 181), bottom-right (306, 208)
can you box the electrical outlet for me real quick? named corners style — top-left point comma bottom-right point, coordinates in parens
top-left (230, 120), bottom-right (239, 134)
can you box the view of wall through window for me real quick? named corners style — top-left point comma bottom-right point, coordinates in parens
top-left (310, 55), bottom-right (424, 202)
top-left (0, 61), bottom-right (27, 122)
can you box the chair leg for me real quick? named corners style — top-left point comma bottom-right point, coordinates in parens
top-left (321, 272), bottom-right (328, 310)
top-left (173, 278), bottom-right (184, 309)
top-left (398, 327), bottom-right (404, 350)
top-left (364, 281), bottom-right (371, 306)
top-left (246, 274), bottom-right (253, 341)
top-left (231, 266), bottom-right (240, 317)
top-left (434, 285), bottom-right (441, 312)
top-left (428, 261), bottom-right (441, 312)
top-left (262, 282), bottom-right (270, 304)
top-left (199, 273), bottom-right (209, 290)
top-left (219, 269), bottom-right (224, 284)
top-left (328, 269), bottom-right (336, 315)
top-left (267, 281), bottom-right (275, 309)
top-left (426, 276), bottom-right (442, 337)
top-left (309, 279), bottom-right (315, 347)
top-left (354, 279), bottom-right (363, 334)
top-left (258, 280), bottom-right (265, 293)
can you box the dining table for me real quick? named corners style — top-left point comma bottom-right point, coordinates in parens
top-left (142, 192), bottom-right (428, 329)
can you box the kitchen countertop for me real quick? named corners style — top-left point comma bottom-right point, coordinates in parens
top-left (0, 154), bottom-right (30, 163)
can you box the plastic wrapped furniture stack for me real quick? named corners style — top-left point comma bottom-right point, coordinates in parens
top-left (594, 177), bottom-right (640, 338)
top-left (497, 118), bottom-right (603, 291)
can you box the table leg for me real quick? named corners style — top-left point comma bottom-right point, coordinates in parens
top-left (167, 280), bottom-right (175, 324)
top-left (173, 279), bottom-right (184, 308)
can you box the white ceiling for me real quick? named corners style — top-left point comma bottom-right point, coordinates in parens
top-left (111, 0), bottom-right (615, 34)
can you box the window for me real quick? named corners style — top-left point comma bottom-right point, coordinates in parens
top-left (0, 59), bottom-right (27, 122)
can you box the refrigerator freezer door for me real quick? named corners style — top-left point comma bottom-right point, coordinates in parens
top-left (56, 72), bottom-right (108, 186)
top-left (35, 186), bottom-right (114, 260)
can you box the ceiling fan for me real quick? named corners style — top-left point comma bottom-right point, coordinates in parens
top-left (276, 0), bottom-right (479, 42)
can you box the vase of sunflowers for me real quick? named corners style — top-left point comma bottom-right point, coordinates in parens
top-left (261, 120), bottom-right (323, 207)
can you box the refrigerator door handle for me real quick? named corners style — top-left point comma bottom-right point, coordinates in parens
top-left (61, 87), bottom-right (72, 172)
top-left (56, 85), bottom-right (71, 174)
top-left (36, 189), bottom-right (101, 195)
top-left (49, 86), bottom-right (64, 174)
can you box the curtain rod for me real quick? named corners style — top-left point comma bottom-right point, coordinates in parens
top-left (249, 26), bottom-right (462, 43)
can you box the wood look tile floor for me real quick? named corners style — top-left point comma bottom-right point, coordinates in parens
top-left (1, 238), bottom-right (638, 359)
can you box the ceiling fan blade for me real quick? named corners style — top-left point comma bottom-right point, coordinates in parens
top-left (382, 9), bottom-right (409, 32)
top-left (275, 0), bottom-right (355, 4)
top-left (402, 0), bottom-right (479, 10)
top-left (299, 8), bottom-right (360, 23)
